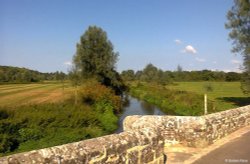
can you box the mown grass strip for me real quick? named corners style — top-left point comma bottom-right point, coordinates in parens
top-left (0, 84), bottom-right (59, 97)
top-left (16, 87), bottom-right (67, 105)
top-left (27, 88), bottom-right (74, 104)
top-left (0, 84), bottom-right (45, 93)
top-left (0, 84), bottom-right (65, 107)
top-left (0, 84), bottom-right (39, 90)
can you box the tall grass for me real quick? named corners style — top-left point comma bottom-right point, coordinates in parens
top-left (0, 81), bottom-right (121, 156)
top-left (129, 82), bottom-right (216, 116)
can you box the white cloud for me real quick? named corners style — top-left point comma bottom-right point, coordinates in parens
top-left (63, 61), bottom-right (72, 66)
top-left (182, 45), bottom-right (197, 54)
top-left (231, 59), bottom-right (241, 64)
top-left (212, 61), bottom-right (217, 64)
top-left (195, 57), bottom-right (206, 62)
top-left (174, 39), bottom-right (182, 44)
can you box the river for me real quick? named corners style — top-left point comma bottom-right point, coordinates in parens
top-left (115, 95), bottom-right (165, 133)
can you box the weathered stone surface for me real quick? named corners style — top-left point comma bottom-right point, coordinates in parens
top-left (0, 127), bottom-right (164, 164)
top-left (124, 105), bottom-right (250, 148)
top-left (0, 105), bottom-right (249, 163)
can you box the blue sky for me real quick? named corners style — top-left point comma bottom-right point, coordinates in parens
top-left (0, 0), bottom-right (243, 73)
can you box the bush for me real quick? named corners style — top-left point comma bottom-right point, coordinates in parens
top-left (78, 81), bottom-right (122, 113)
top-left (0, 110), bottom-right (9, 120)
top-left (78, 81), bottom-right (120, 132)
top-left (0, 134), bottom-right (19, 153)
top-left (18, 127), bottom-right (44, 142)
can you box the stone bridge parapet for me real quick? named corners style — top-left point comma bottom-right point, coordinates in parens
top-left (0, 105), bottom-right (249, 163)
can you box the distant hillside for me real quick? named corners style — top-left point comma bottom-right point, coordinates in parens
top-left (0, 65), bottom-right (67, 83)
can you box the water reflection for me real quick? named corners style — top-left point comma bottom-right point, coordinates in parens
top-left (115, 95), bottom-right (165, 133)
top-left (140, 101), bottom-right (155, 115)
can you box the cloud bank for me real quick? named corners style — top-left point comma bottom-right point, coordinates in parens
top-left (182, 45), bottom-right (197, 54)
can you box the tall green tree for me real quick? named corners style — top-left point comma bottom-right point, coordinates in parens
top-left (140, 63), bottom-right (159, 82)
top-left (73, 26), bottom-right (124, 94)
top-left (225, 0), bottom-right (250, 93)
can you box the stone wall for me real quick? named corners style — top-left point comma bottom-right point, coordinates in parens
top-left (124, 105), bottom-right (250, 148)
top-left (0, 127), bottom-right (165, 164)
top-left (1, 105), bottom-right (249, 163)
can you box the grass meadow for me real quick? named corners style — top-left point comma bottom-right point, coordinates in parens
top-left (0, 82), bottom-right (74, 107)
top-left (166, 82), bottom-right (250, 110)
top-left (0, 81), bottom-right (248, 110)
top-left (128, 81), bottom-right (249, 116)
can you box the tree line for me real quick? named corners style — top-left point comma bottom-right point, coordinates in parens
top-left (0, 66), bottom-right (67, 83)
top-left (121, 63), bottom-right (243, 84)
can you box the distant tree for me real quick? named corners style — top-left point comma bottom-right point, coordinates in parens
top-left (201, 70), bottom-right (215, 81)
top-left (121, 70), bottom-right (135, 81)
top-left (135, 70), bottom-right (143, 80)
top-left (140, 63), bottom-right (158, 82)
top-left (0, 70), bottom-right (5, 82)
top-left (177, 64), bottom-right (183, 72)
top-left (225, 0), bottom-right (250, 93)
top-left (157, 69), bottom-right (169, 85)
top-left (225, 72), bottom-right (242, 81)
top-left (72, 26), bottom-right (124, 94)
top-left (174, 64), bottom-right (183, 81)
top-left (213, 71), bottom-right (226, 81)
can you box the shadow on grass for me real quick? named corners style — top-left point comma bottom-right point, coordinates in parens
top-left (218, 97), bottom-right (250, 106)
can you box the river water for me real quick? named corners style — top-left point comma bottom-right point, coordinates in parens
top-left (115, 95), bottom-right (165, 133)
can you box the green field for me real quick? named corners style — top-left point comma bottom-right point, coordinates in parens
top-left (0, 81), bottom-right (120, 156)
top-left (0, 82), bottom-right (74, 107)
top-left (0, 81), bottom-right (249, 110)
top-left (128, 81), bottom-right (249, 116)
top-left (166, 82), bottom-right (250, 110)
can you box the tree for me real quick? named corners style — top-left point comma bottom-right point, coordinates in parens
top-left (177, 64), bottom-right (183, 72)
top-left (175, 64), bottom-right (183, 81)
top-left (121, 70), bottom-right (135, 81)
top-left (140, 63), bottom-right (159, 82)
top-left (73, 26), bottom-right (124, 94)
top-left (225, 72), bottom-right (242, 81)
top-left (225, 0), bottom-right (250, 93)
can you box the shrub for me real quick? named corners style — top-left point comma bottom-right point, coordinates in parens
top-left (0, 134), bottom-right (19, 153)
top-left (18, 127), bottom-right (44, 142)
top-left (0, 110), bottom-right (9, 120)
top-left (78, 81), bottom-right (122, 113)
